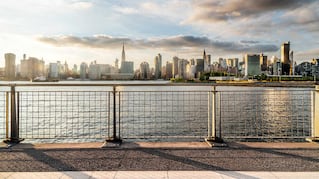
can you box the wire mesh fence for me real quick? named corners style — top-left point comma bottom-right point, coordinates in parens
top-left (0, 84), bottom-right (316, 143)
top-left (118, 90), bottom-right (209, 140)
top-left (215, 89), bottom-right (313, 141)
top-left (0, 91), bottom-right (8, 140)
top-left (17, 90), bottom-right (113, 141)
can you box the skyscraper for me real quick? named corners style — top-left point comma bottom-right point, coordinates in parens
top-left (244, 54), bottom-right (261, 77)
top-left (281, 42), bottom-right (290, 75)
top-left (119, 43), bottom-right (134, 76)
top-left (172, 56), bottom-right (179, 78)
top-left (140, 61), bottom-right (150, 80)
top-left (5, 53), bottom-right (16, 80)
top-left (260, 53), bottom-right (268, 72)
top-left (154, 53), bottom-right (162, 79)
top-left (121, 42), bottom-right (126, 63)
top-left (165, 62), bottom-right (173, 79)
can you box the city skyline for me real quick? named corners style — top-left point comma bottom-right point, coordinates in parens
top-left (1, 0), bottom-right (319, 68)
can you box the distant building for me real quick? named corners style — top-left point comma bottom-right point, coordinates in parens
top-left (120, 61), bottom-right (134, 74)
top-left (226, 58), bottom-right (239, 68)
top-left (154, 53), bottom-right (162, 79)
top-left (196, 58), bottom-right (204, 77)
top-left (165, 62), bottom-right (173, 79)
top-left (72, 64), bottom-right (78, 75)
top-left (172, 56), bottom-right (179, 78)
top-left (281, 42), bottom-right (290, 75)
top-left (178, 59), bottom-right (188, 79)
top-left (20, 56), bottom-right (45, 79)
top-left (244, 54), bottom-right (260, 77)
top-left (80, 62), bottom-right (88, 79)
top-left (120, 43), bottom-right (134, 76)
top-left (88, 62), bottom-right (100, 80)
top-left (48, 63), bottom-right (59, 78)
top-left (121, 43), bottom-right (125, 63)
top-left (218, 58), bottom-right (227, 69)
top-left (260, 53), bottom-right (268, 72)
top-left (139, 61), bottom-right (150, 80)
top-left (203, 50), bottom-right (209, 72)
top-left (4, 53), bottom-right (16, 80)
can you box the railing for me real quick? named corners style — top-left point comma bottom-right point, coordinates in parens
top-left (215, 89), bottom-right (312, 141)
top-left (0, 83), bottom-right (318, 143)
top-left (0, 90), bottom-right (8, 140)
top-left (118, 90), bottom-right (209, 140)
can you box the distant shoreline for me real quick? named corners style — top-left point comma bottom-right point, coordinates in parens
top-left (208, 81), bottom-right (318, 88)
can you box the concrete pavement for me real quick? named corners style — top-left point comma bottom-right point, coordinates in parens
top-left (1, 171), bottom-right (319, 179)
top-left (0, 142), bottom-right (319, 178)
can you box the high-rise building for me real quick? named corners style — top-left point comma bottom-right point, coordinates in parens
top-left (120, 43), bottom-right (134, 75)
top-left (154, 53), bottom-right (162, 79)
top-left (120, 61), bottom-right (134, 74)
top-left (139, 62), bottom-right (150, 80)
top-left (88, 62), bottom-right (101, 80)
top-left (48, 63), bottom-right (59, 78)
top-left (260, 53), bottom-right (268, 72)
top-left (218, 58), bottom-right (227, 69)
top-left (281, 41), bottom-right (290, 75)
top-left (244, 54), bottom-right (261, 77)
top-left (115, 58), bottom-right (119, 70)
top-left (4, 53), bottom-right (16, 80)
top-left (20, 56), bottom-right (45, 79)
top-left (172, 56), bottom-right (179, 78)
top-left (165, 62), bottom-right (173, 79)
top-left (121, 42), bottom-right (125, 63)
top-left (196, 58), bottom-right (204, 73)
top-left (80, 62), bottom-right (88, 79)
top-left (178, 59), bottom-right (189, 79)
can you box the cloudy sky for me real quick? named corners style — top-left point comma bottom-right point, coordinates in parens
top-left (1, 0), bottom-right (319, 69)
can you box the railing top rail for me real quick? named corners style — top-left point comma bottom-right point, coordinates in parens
top-left (0, 82), bottom-right (216, 87)
top-left (0, 82), bottom-right (317, 88)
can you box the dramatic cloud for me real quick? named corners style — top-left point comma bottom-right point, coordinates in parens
top-left (37, 35), bottom-right (279, 54)
top-left (188, 0), bottom-right (313, 23)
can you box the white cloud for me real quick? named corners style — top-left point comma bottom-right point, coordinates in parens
top-left (113, 6), bottom-right (139, 14)
top-left (113, 0), bottom-right (190, 21)
top-left (69, 1), bottom-right (93, 10)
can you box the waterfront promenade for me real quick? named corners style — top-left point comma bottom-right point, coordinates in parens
top-left (1, 142), bottom-right (319, 178)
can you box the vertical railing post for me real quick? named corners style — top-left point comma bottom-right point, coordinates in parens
top-left (212, 86), bottom-right (216, 139)
top-left (5, 84), bottom-right (22, 144)
top-left (103, 85), bottom-right (122, 147)
top-left (310, 85), bottom-right (319, 141)
top-left (5, 92), bottom-right (9, 140)
top-left (113, 85), bottom-right (116, 140)
top-left (104, 85), bottom-right (122, 145)
top-left (206, 86), bottom-right (223, 145)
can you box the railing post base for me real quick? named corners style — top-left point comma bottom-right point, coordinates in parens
top-left (3, 138), bottom-right (24, 145)
top-left (101, 138), bottom-right (122, 148)
top-left (306, 137), bottom-right (319, 143)
top-left (205, 137), bottom-right (226, 147)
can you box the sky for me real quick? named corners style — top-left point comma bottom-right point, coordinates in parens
top-left (1, 0), bottom-right (319, 69)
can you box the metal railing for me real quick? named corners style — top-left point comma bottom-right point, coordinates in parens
top-left (118, 90), bottom-right (209, 140)
top-left (0, 90), bottom-right (9, 140)
top-left (215, 89), bottom-right (313, 141)
top-left (0, 83), bottom-right (318, 143)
